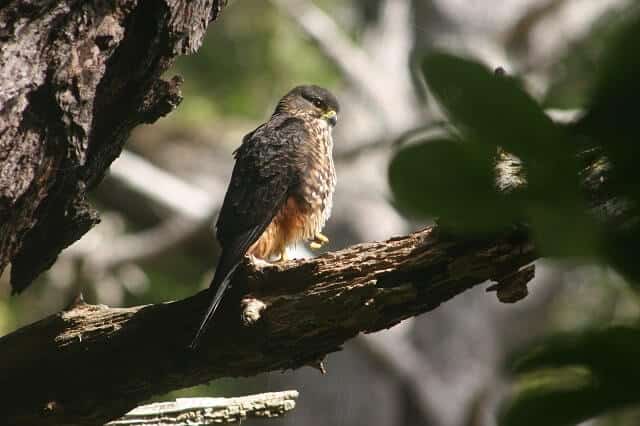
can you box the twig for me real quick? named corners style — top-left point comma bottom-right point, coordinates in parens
top-left (108, 150), bottom-right (222, 221)
top-left (86, 216), bottom-right (212, 270)
top-left (107, 391), bottom-right (299, 425)
top-left (269, 0), bottom-right (384, 108)
top-left (67, 150), bottom-right (223, 269)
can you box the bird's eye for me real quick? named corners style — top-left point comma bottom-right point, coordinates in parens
top-left (312, 99), bottom-right (323, 108)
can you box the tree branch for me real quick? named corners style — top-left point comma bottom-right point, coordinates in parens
top-left (2, 122), bottom-right (617, 426)
top-left (107, 150), bottom-right (222, 221)
top-left (0, 225), bottom-right (535, 426)
top-left (106, 391), bottom-right (299, 425)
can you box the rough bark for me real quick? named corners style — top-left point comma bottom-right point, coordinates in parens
top-left (0, 0), bottom-right (227, 293)
top-left (0, 225), bottom-right (535, 425)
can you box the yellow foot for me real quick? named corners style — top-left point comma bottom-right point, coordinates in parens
top-left (309, 232), bottom-right (329, 249)
top-left (315, 232), bottom-right (329, 243)
top-left (277, 250), bottom-right (289, 262)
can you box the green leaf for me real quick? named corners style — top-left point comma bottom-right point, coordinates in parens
top-left (500, 367), bottom-right (613, 426)
top-left (508, 326), bottom-right (640, 375)
top-left (605, 231), bottom-right (640, 286)
top-left (527, 203), bottom-right (600, 258)
top-left (581, 10), bottom-right (640, 200)
top-left (421, 53), bottom-right (564, 161)
top-left (588, 8), bottom-right (640, 120)
top-left (388, 138), bottom-right (521, 233)
top-left (416, 52), bottom-right (598, 256)
top-left (500, 326), bottom-right (640, 426)
top-left (578, 9), bottom-right (640, 277)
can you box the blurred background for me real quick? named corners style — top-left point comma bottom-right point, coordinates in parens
top-left (2, 0), bottom-right (640, 425)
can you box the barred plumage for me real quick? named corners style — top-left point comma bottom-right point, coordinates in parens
top-left (190, 85), bottom-right (339, 349)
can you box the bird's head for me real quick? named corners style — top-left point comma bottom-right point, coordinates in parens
top-left (275, 85), bottom-right (340, 127)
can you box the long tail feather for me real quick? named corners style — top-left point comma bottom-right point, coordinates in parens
top-left (189, 226), bottom-right (266, 350)
top-left (188, 254), bottom-right (240, 350)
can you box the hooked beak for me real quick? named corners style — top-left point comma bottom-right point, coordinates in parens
top-left (323, 110), bottom-right (338, 127)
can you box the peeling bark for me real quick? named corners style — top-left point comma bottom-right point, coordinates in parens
top-left (0, 226), bottom-right (535, 426)
top-left (0, 0), bottom-right (227, 293)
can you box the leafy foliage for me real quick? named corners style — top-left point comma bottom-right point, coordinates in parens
top-left (501, 326), bottom-right (640, 426)
top-left (388, 7), bottom-right (640, 425)
top-left (389, 51), bottom-right (597, 256)
top-left (388, 138), bottom-right (513, 232)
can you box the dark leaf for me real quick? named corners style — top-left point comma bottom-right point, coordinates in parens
top-left (422, 52), bottom-right (564, 161)
top-left (581, 10), bottom-right (640, 201)
top-left (389, 138), bottom-right (521, 233)
top-left (499, 367), bottom-right (624, 426)
top-left (500, 326), bottom-right (640, 426)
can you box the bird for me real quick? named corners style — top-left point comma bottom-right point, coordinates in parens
top-left (189, 85), bottom-right (339, 349)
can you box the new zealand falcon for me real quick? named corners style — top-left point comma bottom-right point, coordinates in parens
top-left (190, 85), bottom-right (339, 349)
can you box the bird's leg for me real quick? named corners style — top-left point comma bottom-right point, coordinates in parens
top-left (309, 232), bottom-right (329, 249)
top-left (248, 254), bottom-right (273, 269)
top-left (276, 249), bottom-right (289, 262)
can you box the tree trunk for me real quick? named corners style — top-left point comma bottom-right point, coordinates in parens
top-left (0, 0), bottom-right (226, 293)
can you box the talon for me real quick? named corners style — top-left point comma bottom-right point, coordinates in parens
top-left (310, 232), bottom-right (329, 249)
top-left (315, 232), bottom-right (329, 244)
